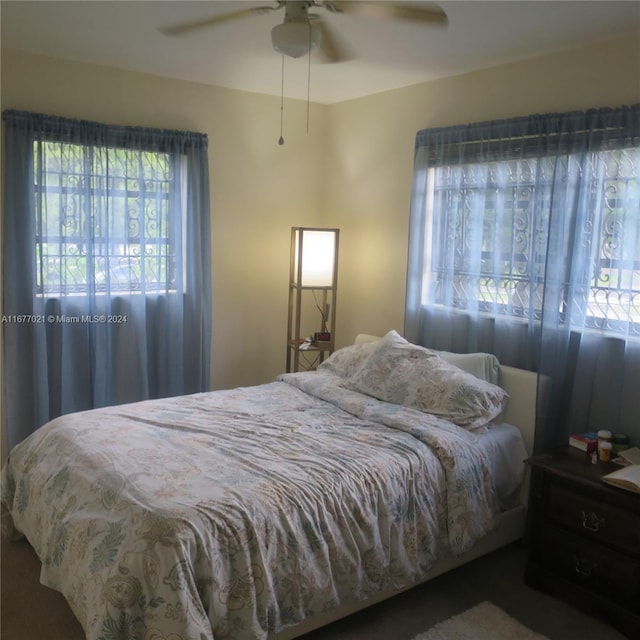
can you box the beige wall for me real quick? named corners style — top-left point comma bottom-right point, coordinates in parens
top-left (1, 32), bottom-right (639, 456)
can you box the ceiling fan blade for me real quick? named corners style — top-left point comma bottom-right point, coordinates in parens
top-left (159, 5), bottom-right (279, 37)
top-left (315, 19), bottom-right (356, 63)
top-left (325, 1), bottom-right (448, 27)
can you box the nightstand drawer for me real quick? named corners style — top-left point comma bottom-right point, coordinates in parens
top-left (547, 483), bottom-right (640, 556)
top-left (537, 526), bottom-right (640, 608)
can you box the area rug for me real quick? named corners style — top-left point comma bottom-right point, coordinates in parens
top-left (411, 601), bottom-right (550, 640)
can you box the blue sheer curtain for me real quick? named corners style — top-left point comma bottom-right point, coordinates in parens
top-left (3, 110), bottom-right (212, 450)
top-left (406, 106), bottom-right (640, 452)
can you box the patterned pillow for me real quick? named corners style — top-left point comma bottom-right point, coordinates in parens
top-left (348, 330), bottom-right (509, 430)
top-left (318, 341), bottom-right (378, 378)
top-left (355, 334), bottom-right (501, 385)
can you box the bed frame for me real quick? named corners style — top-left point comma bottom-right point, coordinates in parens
top-left (271, 334), bottom-right (538, 640)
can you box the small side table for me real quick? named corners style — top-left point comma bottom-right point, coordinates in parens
top-left (524, 448), bottom-right (640, 638)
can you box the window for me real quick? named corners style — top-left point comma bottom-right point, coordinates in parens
top-left (34, 141), bottom-right (178, 296)
top-left (406, 107), bottom-right (640, 451)
top-left (3, 109), bottom-right (212, 448)
top-left (423, 147), bottom-right (640, 337)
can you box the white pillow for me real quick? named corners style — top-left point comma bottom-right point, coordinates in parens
top-left (348, 330), bottom-right (509, 430)
top-left (437, 351), bottom-right (501, 386)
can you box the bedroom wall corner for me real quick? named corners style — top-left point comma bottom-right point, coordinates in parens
top-left (0, 102), bottom-right (5, 464)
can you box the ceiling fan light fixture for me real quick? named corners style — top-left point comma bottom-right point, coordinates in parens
top-left (271, 22), bottom-right (321, 58)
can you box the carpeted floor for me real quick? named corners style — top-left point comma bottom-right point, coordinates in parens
top-left (1, 537), bottom-right (627, 640)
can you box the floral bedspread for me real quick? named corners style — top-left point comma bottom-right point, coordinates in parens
top-left (1, 372), bottom-right (499, 640)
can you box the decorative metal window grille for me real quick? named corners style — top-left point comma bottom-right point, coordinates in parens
top-left (428, 148), bottom-right (640, 335)
top-left (34, 141), bottom-right (177, 295)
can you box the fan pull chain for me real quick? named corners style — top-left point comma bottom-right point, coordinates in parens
top-left (278, 56), bottom-right (285, 145)
top-left (307, 23), bottom-right (312, 134)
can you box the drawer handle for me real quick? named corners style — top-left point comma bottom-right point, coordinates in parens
top-left (574, 557), bottom-right (594, 577)
top-left (580, 510), bottom-right (605, 532)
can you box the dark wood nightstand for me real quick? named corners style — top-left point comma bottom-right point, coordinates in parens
top-left (524, 448), bottom-right (640, 639)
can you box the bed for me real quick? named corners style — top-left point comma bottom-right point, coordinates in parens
top-left (1, 330), bottom-right (538, 640)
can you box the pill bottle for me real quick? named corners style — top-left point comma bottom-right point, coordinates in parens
top-left (597, 430), bottom-right (612, 446)
top-left (599, 440), bottom-right (612, 462)
top-left (597, 430), bottom-right (612, 461)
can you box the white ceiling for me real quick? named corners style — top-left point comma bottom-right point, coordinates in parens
top-left (2, 1), bottom-right (639, 104)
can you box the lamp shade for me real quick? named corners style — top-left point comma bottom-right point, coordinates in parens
top-left (292, 228), bottom-right (338, 287)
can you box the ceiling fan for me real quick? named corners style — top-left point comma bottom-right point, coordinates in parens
top-left (160, 1), bottom-right (448, 62)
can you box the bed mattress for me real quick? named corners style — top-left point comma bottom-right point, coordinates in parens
top-left (475, 423), bottom-right (528, 508)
